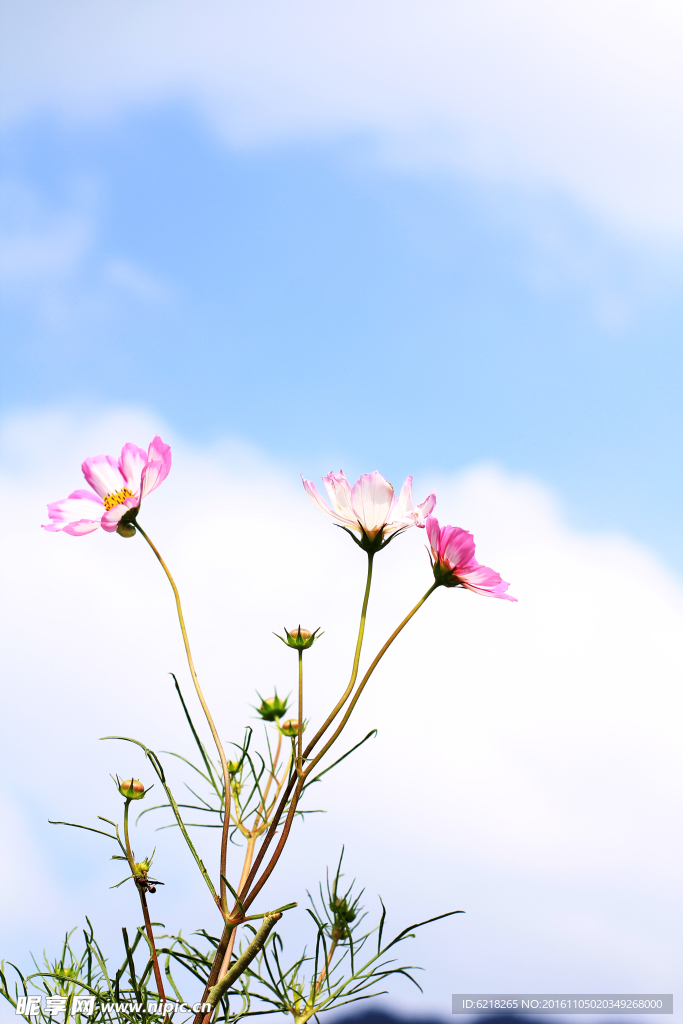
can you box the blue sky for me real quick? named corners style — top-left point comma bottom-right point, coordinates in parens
top-left (3, 101), bottom-right (681, 572)
top-left (1, 2), bottom-right (682, 1017)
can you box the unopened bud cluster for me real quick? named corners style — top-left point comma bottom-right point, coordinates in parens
top-left (330, 895), bottom-right (357, 941)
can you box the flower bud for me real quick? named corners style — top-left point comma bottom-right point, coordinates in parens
top-left (227, 760), bottom-right (241, 775)
top-left (290, 627), bottom-right (312, 641)
top-left (331, 896), bottom-right (357, 923)
top-left (255, 692), bottom-right (289, 722)
top-left (55, 967), bottom-right (78, 981)
top-left (280, 718), bottom-right (304, 738)
top-left (275, 626), bottom-right (323, 650)
top-left (118, 778), bottom-right (147, 800)
top-left (116, 522), bottom-right (137, 538)
top-left (330, 896), bottom-right (357, 940)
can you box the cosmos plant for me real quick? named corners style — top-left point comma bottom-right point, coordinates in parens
top-left (2, 438), bottom-right (515, 1024)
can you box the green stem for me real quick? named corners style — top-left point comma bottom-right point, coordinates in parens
top-left (304, 552), bottom-right (374, 758)
top-left (135, 523), bottom-right (231, 910)
top-left (297, 651), bottom-right (303, 773)
top-left (206, 912), bottom-right (282, 1009)
top-left (304, 582), bottom-right (439, 778)
top-left (122, 799), bottom-right (134, 868)
top-left (122, 798), bottom-right (166, 1003)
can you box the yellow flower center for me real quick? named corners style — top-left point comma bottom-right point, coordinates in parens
top-left (102, 487), bottom-right (134, 511)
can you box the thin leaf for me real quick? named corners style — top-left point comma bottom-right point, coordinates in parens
top-left (48, 821), bottom-right (118, 842)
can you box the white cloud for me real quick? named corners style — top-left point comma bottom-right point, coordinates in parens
top-left (0, 407), bottom-right (681, 1016)
top-left (2, 1), bottom-right (683, 236)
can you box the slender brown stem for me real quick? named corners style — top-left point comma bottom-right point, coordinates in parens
top-left (212, 925), bottom-right (238, 1002)
top-left (138, 887), bottom-right (167, 1003)
top-left (135, 523), bottom-right (231, 907)
top-left (242, 776), bottom-right (304, 912)
top-left (122, 799), bottom-right (166, 1002)
top-left (236, 771), bottom-right (298, 910)
top-left (193, 925), bottom-right (232, 1024)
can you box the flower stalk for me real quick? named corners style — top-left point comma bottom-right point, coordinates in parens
top-left (134, 522), bottom-right (232, 912)
top-left (122, 798), bottom-right (166, 1004)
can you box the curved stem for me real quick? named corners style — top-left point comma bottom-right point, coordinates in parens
top-left (135, 523), bottom-right (231, 908)
top-left (304, 553), bottom-right (373, 758)
top-left (304, 583), bottom-right (438, 778)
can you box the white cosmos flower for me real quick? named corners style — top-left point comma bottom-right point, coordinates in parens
top-left (302, 469), bottom-right (436, 542)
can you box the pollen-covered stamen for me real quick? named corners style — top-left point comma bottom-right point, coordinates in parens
top-left (102, 487), bottom-right (134, 511)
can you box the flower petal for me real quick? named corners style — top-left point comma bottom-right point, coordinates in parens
top-left (392, 476), bottom-right (414, 519)
top-left (458, 563), bottom-right (517, 601)
top-left (322, 471), bottom-right (356, 523)
top-left (414, 491), bottom-right (437, 525)
top-left (301, 476), bottom-right (353, 527)
top-left (81, 454), bottom-right (126, 498)
top-left (140, 436), bottom-right (172, 497)
top-left (118, 443), bottom-right (147, 492)
top-left (61, 519), bottom-right (102, 536)
top-left (42, 490), bottom-right (104, 532)
top-left (425, 515), bottom-right (442, 560)
top-left (350, 471), bottom-right (394, 536)
top-left (439, 525), bottom-right (476, 570)
top-left (101, 496), bottom-right (139, 532)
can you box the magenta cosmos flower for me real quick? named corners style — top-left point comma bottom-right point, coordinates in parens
top-left (42, 436), bottom-right (171, 536)
top-left (302, 469), bottom-right (436, 551)
top-left (425, 515), bottom-right (517, 601)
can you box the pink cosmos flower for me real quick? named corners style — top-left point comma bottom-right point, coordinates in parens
top-left (42, 436), bottom-right (171, 536)
top-left (302, 469), bottom-right (436, 544)
top-left (425, 515), bottom-right (517, 601)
